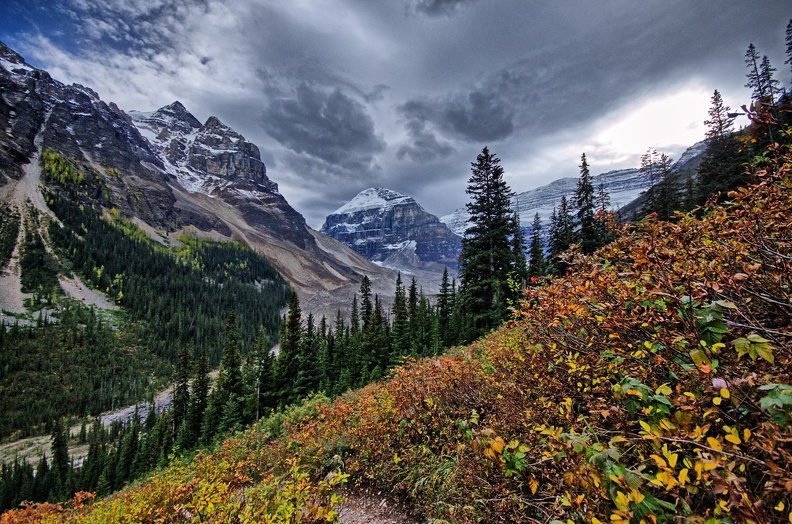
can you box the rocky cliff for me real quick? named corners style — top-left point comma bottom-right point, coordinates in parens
top-left (321, 188), bottom-right (461, 272)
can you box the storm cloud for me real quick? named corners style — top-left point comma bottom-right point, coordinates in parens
top-left (264, 83), bottom-right (385, 172)
top-left (1, 0), bottom-right (790, 227)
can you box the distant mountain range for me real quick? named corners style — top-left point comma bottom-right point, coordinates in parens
top-left (440, 141), bottom-right (707, 235)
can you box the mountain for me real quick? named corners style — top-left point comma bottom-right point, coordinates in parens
top-left (321, 187), bottom-right (461, 275)
top-left (440, 141), bottom-right (707, 235)
top-left (0, 41), bottom-right (395, 317)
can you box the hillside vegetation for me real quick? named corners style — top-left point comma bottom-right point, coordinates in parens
top-left (5, 138), bottom-right (792, 522)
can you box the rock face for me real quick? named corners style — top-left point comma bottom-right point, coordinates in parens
top-left (0, 41), bottom-right (396, 315)
top-left (321, 188), bottom-right (462, 270)
top-left (440, 142), bottom-right (707, 235)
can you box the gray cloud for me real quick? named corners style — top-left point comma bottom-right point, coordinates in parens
top-left (411, 0), bottom-right (478, 17)
top-left (264, 83), bottom-right (385, 172)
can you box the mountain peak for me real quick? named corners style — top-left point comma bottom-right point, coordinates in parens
top-left (333, 187), bottom-right (414, 215)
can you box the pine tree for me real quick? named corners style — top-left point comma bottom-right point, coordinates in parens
top-left (760, 55), bottom-right (781, 103)
top-left (50, 419), bottom-right (69, 497)
top-left (171, 347), bottom-right (192, 434)
top-left (547, 195), bottom-right (575, 274)
top-left (245, 327), bottom-right (274, 422)
top-left (745, 43), bottom-right (766, 102)
top-left (508, 207), bottom-right (528, 288)
top-left (294, 313), bottom-right (320, 397)
top-left (574, 153), bottom-right (598, 254)
top-left (458, 147), bottom-right (517, 339)
top-left (436, 268), bottom-right (453, 346)
top-left (704, 90), bottom-right (735, 140)
top-left (786, 19), bottom-right (792, 84)
top-left (215, 313), bottom-right (245, 434)
top-left (179, 351), bottom-right (209, 450)
top-left (696, 91), bottom-right (750, 206)
top-left (276, 292), bottom-right (302, 406)
top-left (390, 273), bottom-right (410, 361)
top-left (527, 213), bottom-right (546, 280)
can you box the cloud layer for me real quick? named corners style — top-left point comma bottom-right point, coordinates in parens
top-left (1, 0), bottom-right (790, 227)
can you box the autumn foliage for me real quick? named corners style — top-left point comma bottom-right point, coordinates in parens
top-left (5, 139), bottom-right (792, 523)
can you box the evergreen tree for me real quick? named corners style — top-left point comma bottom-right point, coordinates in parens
top-left (786, 19), bottom-right (792, 84)
top-left (215, 313), bottom-right (245, 434)
top-left (171, 347), bottom-right (192, 434)
top-left (760, 55), bottom-right (781, 103)
top-left (436, 268), bottom-right (453, 346)
top-left (294, 313), bottom-right (320, 397)
top-left (50, 419), bottom-right (69, 497)
top-left (704, 90), bottom-right (734, 140)
top-left (245, 327), bottom-right (274, 422)
top-left (547, 195), bottom-right (575, 274)
top-left (527, 213), bottom-right (546, 280)
top-left (696, 91), bottom-right (750, 206)
top-left (458, 147), bottom-right (518, 339)
top-left (574, 153), bottom-right (598, 254)
top-left (276, 292), bottom-right (302, 406)
top-left (390, 273), bottom-right (410, 361)
top-left (179, 352), bottom-right (209, 449)
top-left (745, 43), bottom-right (766, 102)
top-left (508, 208), bottom-right (528, 288)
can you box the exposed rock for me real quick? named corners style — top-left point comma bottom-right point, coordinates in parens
top-left (321, 188), bottom-right (461, 270)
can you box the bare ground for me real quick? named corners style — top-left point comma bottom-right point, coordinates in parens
top-left (337, 490), bottom-right (422, 524)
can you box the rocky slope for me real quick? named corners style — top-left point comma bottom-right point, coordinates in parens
top-left (321, 188), bottom-right (461, 274)
top-left (0, 41), bottom-right (395, 316)
top-left (441, 141), bottom-right (707, 235)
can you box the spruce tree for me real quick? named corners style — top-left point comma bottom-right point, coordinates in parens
top-left (547, 195), bottom-right (575, 274)
top-left (527, 213), bottom-right (546, 280)
top-left (294, 313), bottom-right (320, 397)
top-left (574, 153), bottom-right (598, 254)
top-left (50, 419), bottom-right (69, 497)
top-left (179, 351), bottom-right (209, 449)
top-left (458, 147), bottom-right (517, 339)
top-left (745, 43), bottom-right (766, 102)
top-left (390, 273), bottom-right (410, 361)
top-left (786, 19), bottom-right (792, 84)
top-left (172, 347), bottom-right (192, 434)
top-left (696, 91), bottom-right (749, 206)
top-left (276, 292), bottom-right (303, 406)
top-left (245, 327), bottom-right (274, 422)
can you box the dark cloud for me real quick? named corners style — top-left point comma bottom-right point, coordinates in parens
top-left (264, 83), bottom-right (385, 172)
top-left (411, 0), bottom-right (478, 17)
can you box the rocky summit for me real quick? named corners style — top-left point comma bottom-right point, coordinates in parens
top-left (321, 187), bottom-right (462, 271)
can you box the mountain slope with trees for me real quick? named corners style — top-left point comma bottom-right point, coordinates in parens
top-left (10, 98), bottom-right (792, 524)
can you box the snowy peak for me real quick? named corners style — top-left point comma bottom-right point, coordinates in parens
top-left (129, 102), bottom-right (277, 195)
top-left (322, 188), bottom-right (461, 271)
top-left (333, 187), bottom-right (416, 215)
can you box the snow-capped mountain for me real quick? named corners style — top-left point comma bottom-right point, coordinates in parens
top-left (441, 142), bottom-right (707, 234)
top-left (321, 188), bottom-right (462, 272)
top-left (0, 41), bottom-right (396, 316)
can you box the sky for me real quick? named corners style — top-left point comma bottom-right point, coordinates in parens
top-left (1, 1), bottom-right (790, 228)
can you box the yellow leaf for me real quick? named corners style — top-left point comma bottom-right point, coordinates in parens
top-left (529, 478), bottom-right (539, 495)
top-left (651, 454), bottom-right (667, 468)
top-left (774, 500), bottom-right (784, 511)
top-left (743, 428), bottom-right (751, 442)
top-left (631, 488), bottom-right (645, 505)
top-left (713, 397), bottom-right (722, 405)
top-left (707, 437), bottom-right (723, 451)
top-left (720, 388), bottom-right (730, 399)
top-left (678, 468), bottom-right (690, 486)
top-left (725, 434), bottom-right (742, 445)
top-left (490, 437), bottom-right (505, 454)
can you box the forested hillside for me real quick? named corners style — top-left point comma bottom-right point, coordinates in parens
top-left (9, 112), bottom-right (791, 523)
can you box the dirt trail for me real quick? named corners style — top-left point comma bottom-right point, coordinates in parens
top-left (337, 491), bottom-right (421, 524)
